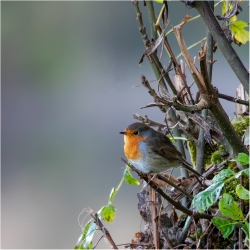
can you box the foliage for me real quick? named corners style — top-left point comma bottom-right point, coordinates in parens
top-left (75, 1), bottom-right (249, 248)
top-left (75, 167), bottom-right (139, 248)
top-left (221, 0), bottom-right (250, 44)
top-left (193, 153), bottom-right (250, 244)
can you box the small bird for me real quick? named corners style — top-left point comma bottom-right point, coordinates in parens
top-left (120, 122), bottom-right (201, 177)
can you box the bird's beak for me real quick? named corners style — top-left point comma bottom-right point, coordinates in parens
top-left (119, 131), bottom-right (127, 135)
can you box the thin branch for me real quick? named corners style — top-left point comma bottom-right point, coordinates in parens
top-left (132, 0), bottom-right (169, 100)
top-left (167, 108), bottom-right (189, 180)
top-left (196, 109), bottom-right (207, 175)
top-left (165, 0), bottom-right (223, 37)
top-left (157, 25), bottom-right (195, 104)
top-left (89, 213), bottom-right (118, 249)
top-left (218, 92), bottom-right (249, 106)
top-left (194, 1), bottom-right (249, 93)
top-left (174, 25), bottom-right (207, 94)
top-left (173, 21), bottom-right (248, 157)
top-left (145, 1), bottom-right (157, 41)
top-left (151, 189), bottom-right (159, 249)
top-left (176, 37), bottom-right (207, 60)
top-left (120, 157), bottom-right (213, 220)
top-left (156, 174), bottom-right (193, 199)
top-left (92, 235), bottom-right (104, 249)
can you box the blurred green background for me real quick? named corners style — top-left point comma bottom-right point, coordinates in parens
top-left (2, 1), bottom-right (249, 248)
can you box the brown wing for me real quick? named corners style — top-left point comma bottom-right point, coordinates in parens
top-left (147, 134), bottom-right (183, 162)
top-left (148, 133), bottom-right (201, 177)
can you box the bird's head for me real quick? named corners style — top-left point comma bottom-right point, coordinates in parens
top-left (119, 122), bottom-right (151, 139)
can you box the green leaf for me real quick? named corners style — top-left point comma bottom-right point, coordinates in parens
top-left (234, 152), bottom-right (250, 165)
top-left (221, 0), bottom-right (237, 22)
top-left (76, 220), bottom-right (91, 247)
top-left (212, 217), bottom-right (235, 238)
top-left (123, 167), bottom-right (140, 186)
top-left (192, 181), bottom-right (224, 212)
top-left (109, 188), bottom-right (118, 203)
top-left (231, 21), bottom-right (250, 44)
top-left (221, 0), bottom-right (226, 15)
top-left (212, 169), bottom-right (234, 184)
top-left (219, 193), bottom-right (244, 220)
top-left (242, 222), bottom-right (250, 247)
top-left (75, 244), bottom-right (84, 249)
top-left (242, 222), bottom-right (250, 239)
top-left (236, 184), bottom-right (250, 200)
top-left (155, 0), bottom-right (164, 3)
top-left (82, 221), bottom-right (97, 249)
top-left (235, 168), bottom-right (250, 178)
top-left (98, 203), bottom-right (116, 222)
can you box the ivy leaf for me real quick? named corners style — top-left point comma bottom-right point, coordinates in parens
top-left (124, 166), bottom-right (140, 186)
top-left (98, 203), bottom-right (116, 222)
top-left (192, 181), bottom-right (224, 212)
top-left (242, 222), bottom-right (250, 239)
top-left (236, 184), bottom-right (250, 200)
top-left (212, 169), bottom-right (234, 184)
top-left (234, 152), bottom-right (250, 165)
top-left (235, 168), bottom-right (250, 178)
top-left (212, 217), bottom-right (235, 238)
top-left (219, 193), bottom-right (244, 220)
top-left (242, 222), bottom-right (250, 247)
top-left (77, 221), bottom-right (97, 249)
top-left (231, 21), bottom-right (250, 44)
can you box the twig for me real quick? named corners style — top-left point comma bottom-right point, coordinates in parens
top-left (156, 174), bottom-right (193, 199)
top-left (177, 216), bottom-right (192, 244)
top-left (239, 176), bottom-right (243, 250)
top-left (157, 25), bottom-right (195, 105)
top-left (132, 0), bottom-right (169, 99)
top-left (173, 20), bottom-right (248, 157)
top-left (89, 213), bottom-right (118, 249)
top-left (176, 37), bottom-right (207, 60)
top-left (196, 109), bottom-right (207, 175)
top-left (194, 1), bottom-right (249, 92)
top-left (218, 92), bottom-right (249, 106)
top-left (145, 0), bottom-right (157, 41)
top-left (151, 189), bottom-right (159, 249)
top-left (185, 222), bottom-right (212, 249)
top-left (120, 157), bottom-right (213, 220)
top-left (133, 114), bottom-right (166, 129)
top-left (92, 235), bottom-right (104, 249)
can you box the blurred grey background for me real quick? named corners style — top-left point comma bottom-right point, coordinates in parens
top-left (2, 1), bottom-right (249, 249)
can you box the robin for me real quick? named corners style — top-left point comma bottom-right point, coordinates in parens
top-left (120, 122), bottom-right (201, 177)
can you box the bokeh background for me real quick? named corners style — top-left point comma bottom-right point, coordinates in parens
top-left (2, 1), bottom-right (249, 249)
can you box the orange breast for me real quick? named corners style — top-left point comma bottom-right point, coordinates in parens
top-left (124, 135), bottom-right (147, 160)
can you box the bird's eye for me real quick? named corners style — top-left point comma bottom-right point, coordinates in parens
top-left (134, 131), bottom-right (139, 135)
